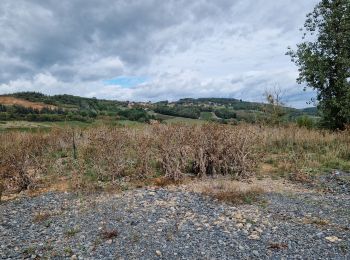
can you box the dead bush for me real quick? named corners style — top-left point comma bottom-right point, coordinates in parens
top-left (153, 124), bottom-right (193, 180)
top-left (0, 132), bottom-right (53, 192)
top-left (191, 124), bottom-right (259, 179)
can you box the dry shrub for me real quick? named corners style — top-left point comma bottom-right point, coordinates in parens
top-left (191, 124), bottom-right (259, 179)
top-left (77, 127), bottom-right (130, 182)
top-left (132, 127), bottom-right (156, 179)
top-left (0, 131), bottom-right (57, 193)
top-left (153, 124), bottom-right (193, 180)
top-left (153, 123), bottom-right (259, 180)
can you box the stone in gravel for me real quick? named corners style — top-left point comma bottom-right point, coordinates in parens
top-left (248, 234), bottom-right (260, 240)
top-left (255, 228), bottom-right (263, 233)
top-left (252, 250), bottom-right (259, 257)
top-left (235, 213), bottom-right (243, 219)
top-left (236, 223), bottom-right (244, 228)
top-left (316, 232), bottom-right (324, 238)
top-left (325, 236), bottom-right (342, 243)
top-left (155, 250), bottom-right (162, 256)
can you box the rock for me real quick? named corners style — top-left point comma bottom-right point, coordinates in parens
top-left (71, 255), bottom-right (78, 260)
top-left (236, 223), bottom-right (244, 228)
top-left (325, 236), bottom-right (342, 243)
top-left (252, 250), bottom-right (259, 257)
top-left (255, 228), bottom-right (263, 233)
top-left (155, 250), bottom-right (162, 256)
top-left (248, 234), bottom-right (260, 240)
top-left (316, 232), bottom-right (324, 238)
top-left (235, 213), bottom-right (243, 219)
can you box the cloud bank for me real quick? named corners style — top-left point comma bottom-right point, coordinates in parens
top-left (0, 0), bottom-right (319, 107)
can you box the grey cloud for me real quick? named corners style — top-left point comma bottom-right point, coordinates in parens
top-left (0, 0), bottom-right (319, 107)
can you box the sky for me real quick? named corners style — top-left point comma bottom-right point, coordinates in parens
top-left (0, 0), bottom-right (320, 108)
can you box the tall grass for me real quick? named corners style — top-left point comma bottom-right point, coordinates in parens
top-left (260, 125), bottom-right (350, 178)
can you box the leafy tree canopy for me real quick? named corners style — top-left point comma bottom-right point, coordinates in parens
top-left (287, 0), bottom-right (350, 129)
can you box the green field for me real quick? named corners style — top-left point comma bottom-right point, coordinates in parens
top-left (0, 119), bottom-right (146, 131)
top-left (200, 112), bottom-right (214, 120)
top-left (164, 117), bottom-right (206, 124)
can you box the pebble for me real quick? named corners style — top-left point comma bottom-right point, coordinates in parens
top-left (252, 250), bottom-right (259, 257)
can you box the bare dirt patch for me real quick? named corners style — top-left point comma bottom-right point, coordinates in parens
top-left (0, 96), bottom-right (56, 110)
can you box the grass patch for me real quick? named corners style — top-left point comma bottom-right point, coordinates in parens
top-left (200, 112), bottom-right (214, 120)
top-left (200, 180), bottom-right (265, 205)
top-left (33, 211), bottom-right (52, 223)
top-left (65, 228), bottom-right (80, 237)
top-left (153, 177), bottom-right (185, 187)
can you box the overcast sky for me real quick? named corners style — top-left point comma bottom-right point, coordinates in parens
top-left (0, 0), bottom-right (319, 108)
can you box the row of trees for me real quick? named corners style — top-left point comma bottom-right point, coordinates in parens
top-left (0, 104), bottom-right (153, 123)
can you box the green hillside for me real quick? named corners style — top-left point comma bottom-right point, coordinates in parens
top-left (0, 92), bottom-right (319, 126)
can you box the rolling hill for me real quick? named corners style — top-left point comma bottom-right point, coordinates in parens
top-left (0, 92), bottom-right (318, 125)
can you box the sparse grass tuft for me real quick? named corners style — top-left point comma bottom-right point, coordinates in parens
top-left (302, 217), bottom-right (330, 226)
top-left (200, 180), bottom-right (265, 205)
top-left (208, 187), bottom-right (264, 205)
top-left (65, 227), bottom-right (80, 237)
top-left (153, 177), bottom-right (184, 187)
top-left (33, 211), bottom-right (51, 223)
top-left (268, 242), bottom-right (288, 250)
top-left (100, 229), bottom-right (118, 240)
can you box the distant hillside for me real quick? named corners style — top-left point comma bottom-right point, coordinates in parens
top-left (0, 92), bottom-right (153, 123)
top-left (9, 92), bottom-right (128, 111)
top-left (153, 97), bottom-right (318, 123)
top-left (0, 92), bottom-right (318, 124)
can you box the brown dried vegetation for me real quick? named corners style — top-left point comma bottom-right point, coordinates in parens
top-left (1, 123), bottom-right (349, 196)
top-left (0, 124), bottom-right (259, 195)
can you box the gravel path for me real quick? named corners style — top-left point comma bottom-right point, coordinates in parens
top-left (1, 178), bottom-right (349, 259)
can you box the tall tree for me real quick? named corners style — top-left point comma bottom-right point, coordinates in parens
top-left (287, 0), bottom-right (350, 129)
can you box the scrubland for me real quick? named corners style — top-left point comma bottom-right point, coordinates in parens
top-left (1, 123), bottom-right (349, 199)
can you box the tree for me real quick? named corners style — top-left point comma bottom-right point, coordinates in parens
top-left (287, 0), bottom-right (350, 130)
top-left (263, 85), bottom-right (286, 124)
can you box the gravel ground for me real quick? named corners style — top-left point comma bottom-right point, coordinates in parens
top-left (1, 176), bottom-right (349, 259)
